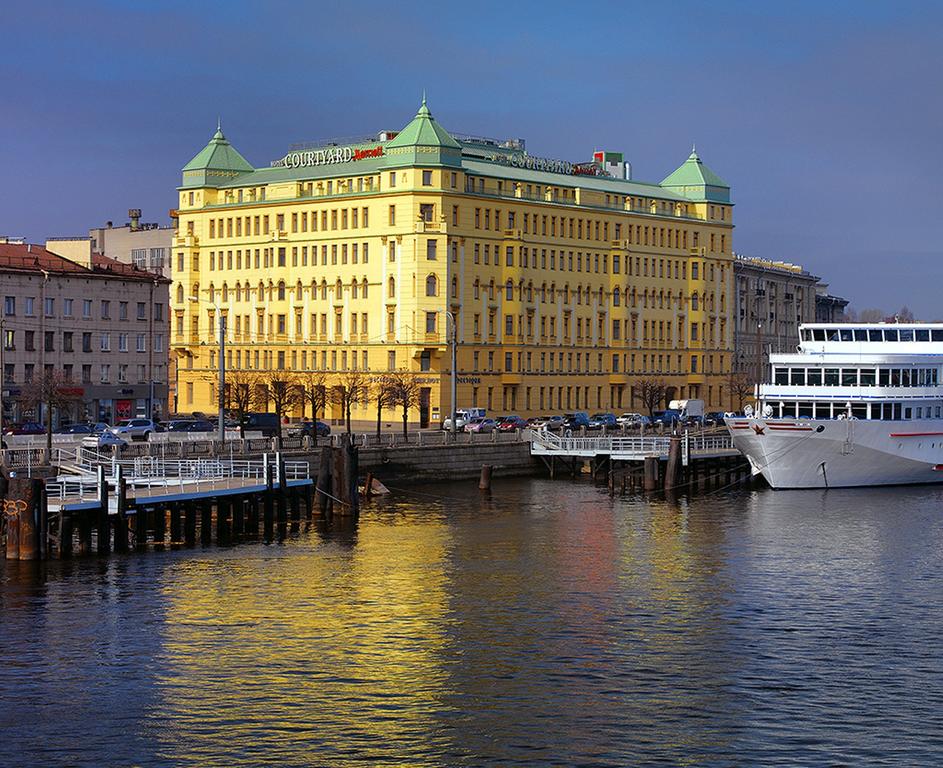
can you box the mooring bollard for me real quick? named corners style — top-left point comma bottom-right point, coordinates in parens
top-left (479, 464), bottom-right (492, 491)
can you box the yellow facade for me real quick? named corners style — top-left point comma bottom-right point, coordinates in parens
top-left (172, 103), bottom-right (734, 425)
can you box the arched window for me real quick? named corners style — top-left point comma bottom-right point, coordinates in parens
top-left (258, 281), bottom-right (265, 301)
top-left (473, 279), bottom-right (480, 299)
top-left (267, 281), bottom-right (274, 301)
top-left (277, 281), bottom-right (286, 301)
top-left (527, 282), bottom-right (533, 302)
top-left (335, 279), bottom-right (343, 298)
top-left (388, 276), bottom-right (396, 298)
top-left (352, 281), bottom-right (358, 299)
top-left (235, 282), bottom-right (242, 302)
top-left (505, 279), bottom-right (513, 301)
top-left (310, 279), bottom-right (317, 299)
top-left (488, 280), bottom-right (495, 301)
top-left (564, 284), bottom-right (570, 303)
top-left (320, 280), bottom-right (327, 300)
top-left (692, 292), bottom-right (699, 311)
top-left (296, 281), bottom-right (303, 301)
top-left (550, 283), bottom-right (556, 302)
top-left (541, 283), bottom-right (547, 302)
top-left (576, 286), bottom-right (582, 305)
top-left (613, 287), bottom-right (621, 307)
top-left (221, 283), bottom-right (228, 302)
top-left (176, 284), bottom-right (184, 303)
top-left (361, 278), bottom-right (368, 298)
top-left (451, 276), bottom-right (458, 299)
top-left (208, 283), bottom-right (215, 302)
top-left (426, 274), bottom-right (438, 297)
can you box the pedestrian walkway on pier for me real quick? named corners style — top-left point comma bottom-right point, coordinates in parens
top-left (528, 429), bottom-right (739, 462)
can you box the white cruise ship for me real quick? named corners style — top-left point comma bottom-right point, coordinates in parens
top-left (727, 323), bottom-right (943, 489)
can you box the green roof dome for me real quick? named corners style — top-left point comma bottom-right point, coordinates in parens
top-left (386, 98), bottom-right (461, 150)
top-left (181, 123), bottom-right (254, 187)
top-left (660, 148), bottom-right (730, 203)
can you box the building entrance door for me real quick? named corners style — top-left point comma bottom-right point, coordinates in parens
top-left (419, 387), bottom-right (431, 428)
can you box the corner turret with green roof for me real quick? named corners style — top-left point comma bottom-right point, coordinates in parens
top-left (660, 148), bottom-right (730, 203)
top-left (385, 98), bottom-right (462, 168)
top-left (181, 123), bottom-right (254, 188)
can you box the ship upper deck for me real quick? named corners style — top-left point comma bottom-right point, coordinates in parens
top-left (790, 323), bottom-right (943, 359)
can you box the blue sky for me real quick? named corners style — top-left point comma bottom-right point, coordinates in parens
top-left (2, 1), bottom-right (942, 317)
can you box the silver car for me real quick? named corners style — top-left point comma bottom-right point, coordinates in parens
top-left (110, 418), bottom-right (159, 441)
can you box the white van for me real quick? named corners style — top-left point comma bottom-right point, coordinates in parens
top-left (442, 408), bottom-right (486, 431)
top-left (668, 399), bottom-right (705, 421)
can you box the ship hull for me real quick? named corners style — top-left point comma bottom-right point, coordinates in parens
top-left (726, 417), bottom-right (943, 489)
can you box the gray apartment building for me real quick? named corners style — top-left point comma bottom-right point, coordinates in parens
top-left (1, 241), bottom-right (170, 427)
top-left (46, 208), bottom-right (174, 279)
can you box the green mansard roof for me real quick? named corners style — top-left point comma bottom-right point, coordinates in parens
top-left (181, 125), bottom-right (254, 187)
top-left (386, 98), bottom-right (462, 150)
top-left (660, 149), bottom-right (730, 203)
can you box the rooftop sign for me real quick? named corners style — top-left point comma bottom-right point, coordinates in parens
top-left (271, 145), bottom-right (384, 169)
top-left (490, 152), bottom-right (611, 178)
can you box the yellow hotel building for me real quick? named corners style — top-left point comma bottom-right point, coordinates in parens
top-left (173, 101), bottom-right (735, 426)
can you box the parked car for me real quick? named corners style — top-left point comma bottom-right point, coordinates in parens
top-left (703, 411), bottom-right (727, 427)
top-left (652, 409), bottom-right (682, 427)
top-left (82, 431), bottom-right (128, 449)
top-left (496, 415), bottom-right (528, 432)
top-left (562, 412), bottom-right (591, 431)
top-left (240, 412), bottom-right (280, 437)
top-left (298, 420), bottom-right (331, 438)
top-left (3, 421), bottom-right (45, 436)
top-left (110, 418), bottom-right (161, 441)
top-left (442, 408), bottom-right (486, 431)
top-left (185, 420), bottom-right (216, 433)
top-left (57, 423), bottom-right (93, 434)
top-left (541, 415), bottom-right (566, 431)
top-left (588, 413), bottom-right (617, 429)
top-left (616, 412), bottom-right (650, 428)
top-left (168, 419), bottom-right (197, 432)
top-left (465, 417), bottom-right (496, 433)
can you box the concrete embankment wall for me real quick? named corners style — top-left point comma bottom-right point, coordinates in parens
top-left (298, 440), bottom-right (539, 482)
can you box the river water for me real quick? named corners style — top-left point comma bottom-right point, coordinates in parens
top-left (2, 477), bottom-right (943, 766)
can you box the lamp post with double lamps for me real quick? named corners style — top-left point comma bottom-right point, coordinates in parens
top-left (189, 295), bottom-right (226, 444)
top-left (444, 310), bottom-right (458, 439)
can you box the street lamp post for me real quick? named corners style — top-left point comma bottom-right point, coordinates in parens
top-left (190, 295), bottom-right (226, 443)
top-left (444, 311), bottom-right (457, 439)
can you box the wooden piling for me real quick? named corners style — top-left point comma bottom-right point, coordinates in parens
top-left (97, 466), bottom-right (111, 556)
top-left (153, 507), bottom-right (166, 546)
top-left (184, 503), bottom-right (196, 545)
top-left (232, 497), bottom-right (245, 536)
top-left (316, 446), bottom-right (332, 516)
top-left (263, 463), bottom-right (275, 538)
top-left (643, 457), bottom-right (659, 491)
top-left (170, 504), bottom-right (182, 544)
top-left (664, 437), bottom-right (682, 491)
top-left (200, 501), bottom-right (212, 545)
top-left (114, 472), bottom-right (129, 552)
top-left (479, 464), bottom-right (493, 491)
top-left (59, 512), bottom-right (73, 558)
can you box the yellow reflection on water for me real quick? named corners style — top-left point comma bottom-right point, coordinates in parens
top-left (152, 517), bottom-right (452, 766)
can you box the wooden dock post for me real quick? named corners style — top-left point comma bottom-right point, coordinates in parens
top-left (479, 464), bottom-right (493, 491)
top-left (184, 503), bottom-right (196, 545)
top-left (200, 501), bottom-right (212, 545)
top-left (170, 503), bottom-right (182, 544)
top-left (664, 437), bottom-right (682, 492)
top-left (152, 506), bottom-right (166, 546)
top-left (316, 446), bottom-right (332, 516)
top-left (216, 498), bottom-right (230, 544)
top-left (97, 465), bottom-right (111, 556)
top-left (276, 454), bottom-right (288, 525)
top-left (114, 470), bottom-right (129, 553)
top-left (643, 457), bottom-right (659, 491)
top-left (263, 462), bottom-right (275, 539)
top-left (246, 495), bottom-right (259, 534)
top-left (232, 496), bottom-right (245, 536)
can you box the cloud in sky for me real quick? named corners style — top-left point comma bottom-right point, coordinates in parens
top-left (2, 0), bottom-right (941, 316)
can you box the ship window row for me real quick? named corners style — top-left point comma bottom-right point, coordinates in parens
top-left (801, 327), bottom-right (943, 342)
top-left (772, 401), bottom-right (942, 420)
top-left (773, 367), bottom-right (939, 387)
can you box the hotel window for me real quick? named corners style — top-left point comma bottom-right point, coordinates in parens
top-left (422, 170), bottom-right (432, 186)
top-left (389, 205), bottom-right (396, 226)
top-left (425, 312), bottom-right (437, 334)
top-left (389, 172), bottom-right (396, 188)
top-left (427, 240), bottom-right (437, 260)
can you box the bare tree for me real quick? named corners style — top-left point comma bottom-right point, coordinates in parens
top-left (18, 370), bottom-right (84, 460)
top-left (297, 370), bottom-right (329, 422)
top-left (370, 374), bottom-right (397, 439)
top-left (386, 369), bottom-right (420, 439)
top-left (727, 370), bottom-right (753, 413)
top-left (897, 305), bottom-right (916, 322)
top-left (224, 369), bottom-right (258, 436)
top-left (329, 370), bottom-right (369, 435)
top-left (858, 307), bottom-right (885, 323)
top-left (632, 378), bottom-right (668, 421)
top-left (252, 370), bottom-right (301, 440)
